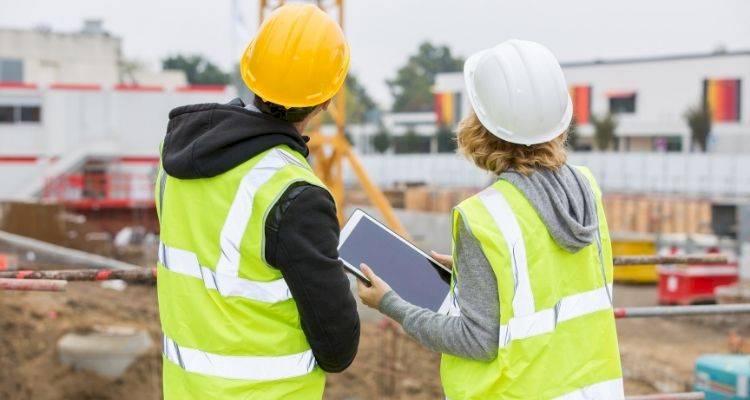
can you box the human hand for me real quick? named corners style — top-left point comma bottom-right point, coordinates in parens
top-left (356, 264), bottom-right (392, 309)
top-left (430, 251), bottom-right (453, 270)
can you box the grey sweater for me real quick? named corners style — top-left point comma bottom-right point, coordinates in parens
top-left (378, 164), bottom-right (599, 360)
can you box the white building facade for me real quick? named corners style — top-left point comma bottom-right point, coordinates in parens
top-left (0, 84), bottom-right (234, 201)
top-left (0, 20), bottom-right (187, 89)
top-left (434, 50), bottom-right (750, 153)
top-left (0, 21), bottom-right (208, 204)
top-left (0, 21), bottom-right (122, 86)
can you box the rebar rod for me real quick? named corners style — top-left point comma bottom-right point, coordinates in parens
top-left (0, 268), bottom-right (156, 282)
top-left (613, 254), bottom-right (728, 266)
top-left (0, 254), bottom-right (729, 289)
top-left (615, 304), bottom-right (750, 318)
top-left (0, 278), bottom-right (67, 292)
top-left (626, 392), bottom-right (705, 400)
top-left (0, 230), bottom-right (139, 270)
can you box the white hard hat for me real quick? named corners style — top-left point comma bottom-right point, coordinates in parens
top-left (463, 39), bottom-right (573, 145)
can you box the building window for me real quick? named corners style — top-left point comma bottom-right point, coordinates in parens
top-left (0, 105), bottom-right (42, 124)
top-left (20, 106), bottom-right (41, 122)
top-left (0, 58), bottom-right (24, 82)
top-left (609, 93), bottom-right (636, 114)
top-left (0, 106), bottom-right (13, 123)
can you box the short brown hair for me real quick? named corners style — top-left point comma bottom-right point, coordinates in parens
top-left (456, 111), bottom-right (568, 176)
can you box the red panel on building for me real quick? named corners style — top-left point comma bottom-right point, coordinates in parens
top-left (570, 85), bottom-right (591, 124)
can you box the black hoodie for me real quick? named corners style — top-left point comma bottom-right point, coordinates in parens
top-left (161, 98), bottom-right (360, 373)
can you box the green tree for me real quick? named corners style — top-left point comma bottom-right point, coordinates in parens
top-left (162, 55), bottom-right (230, 85)
top-left (320, 73), bottom-right (379, 124)
top-left (395, 129), bottom-right (426, 153)
top-left (345, 74), bottom-right (377, 123)
top-left (436, 125), bottom-right (457, 153)
top-left (591, 113), bottom-right (618, 151)
top-left (684, 100), bottom-right (712, 152)
top-left (371, 127), bottom-right (392, 153)
top-left (387, 42), bottom-right (464, 112)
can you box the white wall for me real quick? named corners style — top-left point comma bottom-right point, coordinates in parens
top-left (434, 52), bottom-right (750, 153)
top-left (0, 86), bottom-right (235, 157)
top-left (0, 28), bottom-right (121, 85)
top-left (564, 53), bottom-right (750, 150)
top-left (0, 85), bottom-right (235, 199)
top-left (381, 111), bottom-right (438, 136)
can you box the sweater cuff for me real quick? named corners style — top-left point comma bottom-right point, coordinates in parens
top-left (378, 290), bottom-right (410, 324)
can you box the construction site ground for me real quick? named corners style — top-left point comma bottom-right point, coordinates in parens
top-left (1, 281), bottom-right (747, 399)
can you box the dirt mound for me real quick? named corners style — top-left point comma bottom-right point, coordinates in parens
top-left (0, 282), bottom-right (442, 400)
top-left (1, 283), bottom-right (745, 399)
top-left (0, 283), bottom-right (161, 400)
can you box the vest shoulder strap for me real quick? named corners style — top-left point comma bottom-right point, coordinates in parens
top-left (572, 165), bottom-right (602, 199)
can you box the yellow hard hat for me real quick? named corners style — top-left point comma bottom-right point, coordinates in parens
top-left (240, 3), bottom-right (350, 108)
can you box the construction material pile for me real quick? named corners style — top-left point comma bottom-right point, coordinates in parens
top-left (347, 186), bottom-right (714, 235)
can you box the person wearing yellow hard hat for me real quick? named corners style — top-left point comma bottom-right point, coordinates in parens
top-left (358, 40), bottom-right (623, 399)
top-left (156, 4), bottom-right (358, 399)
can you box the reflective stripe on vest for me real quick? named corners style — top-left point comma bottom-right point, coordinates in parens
top-left (158, 242), bottom-right (291, 302)
top-left (477, 186), bottom-right (614, 348)
top-left (216, 148), bottom-right (306, 279)
top-left (439, 287), bottom-right (461, 316)
top-left (553, 378), bottom-right (624, 400)
top-left (445, 378), bottom-right (624, 400)
top-left (498, 284), bottom-right (613, 348)
top-left (163, 334), bottom-right (316, 381)
top-left (445, 378), bottom-right (623, 400)
top-left (477, 188), bottom-right (535, 317)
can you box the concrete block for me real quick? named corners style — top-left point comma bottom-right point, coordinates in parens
top-left (58, 325), bottom-right (152, 378)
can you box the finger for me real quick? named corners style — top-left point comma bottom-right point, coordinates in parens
top-left (360, 264), bottom-right (382, 288)
top-left (430, 251), bottom-right (453, 267)
top-left (360, 264), bottom-right (375, 279)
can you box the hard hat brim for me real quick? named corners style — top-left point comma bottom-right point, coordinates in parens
top-left (463, 48), bottom-right (573, 146)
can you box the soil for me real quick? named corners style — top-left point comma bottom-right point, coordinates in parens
top-left (1, 282), bottom-right (747, 399)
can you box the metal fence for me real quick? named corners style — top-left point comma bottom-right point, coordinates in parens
top-left (344, 152), bottom-right (750, 197)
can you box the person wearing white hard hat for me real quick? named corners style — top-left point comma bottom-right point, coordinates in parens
top-left (358, 39), bottom-right (624, 399)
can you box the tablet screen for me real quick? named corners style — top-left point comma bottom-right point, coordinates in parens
top-left (338, 211), bottom-right (451, 312)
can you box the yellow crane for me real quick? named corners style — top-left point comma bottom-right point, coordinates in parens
top-left (258, 0), bottom-right (408, 236)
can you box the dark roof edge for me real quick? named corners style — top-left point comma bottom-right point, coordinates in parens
top-left (562, 49), bottom-right (750, 68)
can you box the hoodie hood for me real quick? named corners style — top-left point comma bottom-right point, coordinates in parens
top-left (499, 164), bottom-right (599, 253)
top-left (161, 98), bottom-right (308, 179)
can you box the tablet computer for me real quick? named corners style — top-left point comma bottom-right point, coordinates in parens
top-left (338, 209), bottom-right (452, 312)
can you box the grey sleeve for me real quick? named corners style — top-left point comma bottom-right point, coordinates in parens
top-left (378, 215), bottom-right (499, 361)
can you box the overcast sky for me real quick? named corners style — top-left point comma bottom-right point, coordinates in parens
top-left (2, 0), bottom-right (749, 107)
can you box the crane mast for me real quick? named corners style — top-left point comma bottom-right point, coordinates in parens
top-left (255, 0), bottom-right (407, 235)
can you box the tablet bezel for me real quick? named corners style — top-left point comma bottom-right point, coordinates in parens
top-left (338, 209), bottom-right (451, 286)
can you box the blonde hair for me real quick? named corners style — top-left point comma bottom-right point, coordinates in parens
top-left (456, 111), bottom-right (568, 176)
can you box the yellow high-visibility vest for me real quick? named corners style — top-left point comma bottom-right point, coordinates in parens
top-left (156, 146), bottom-right (327, 399)
top-left (441, 167), bottom-right (623, 399)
